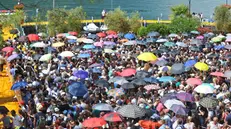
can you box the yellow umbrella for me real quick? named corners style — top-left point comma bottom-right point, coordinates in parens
top-left (137, 52), bottom-right (157, 62)
top-left (195, 62), bottom-right (209, 71)
top-left (52, 42), bottom-right (65, 47)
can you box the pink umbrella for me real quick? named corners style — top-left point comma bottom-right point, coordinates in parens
top-left (94, 42), bottom-right (103, 47)
top-left (144, 84), bottom-right (160, 91)
top-left (117, 68), bottom-right (136, 77)
top-left (186, 78), bottom-right (202, 86)
top-left (226, 38), bottom-right (231, 42)
top-left (107, 34), bottom-right (118, 39)
top-left (2, 47), bottom-right (14, 52)
top-left (196, 36), bottom-right (204, 40)
top-left (210, 72), bottom-right (224, 77)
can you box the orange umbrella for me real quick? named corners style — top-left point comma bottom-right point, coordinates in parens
top-left (139, 120), bottom-right (162, 129)
top-left (27, 34), bottom-right (39, 42)
top-left (106, 30), bottom-right (117, 35)
top-left (120, 39), bottom-right (129, 43)
top-left (68, 31), bottom-right (78, 36)
top-left (97, 32), bottom-right (106, 38)
top-left (82, 118), bottom-right (106, 128)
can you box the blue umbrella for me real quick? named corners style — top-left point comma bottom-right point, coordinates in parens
top-left (11, 81), bottom-right (27, 90)
top-left (124, 33), bottom-right (136, 40)
top-left (92, 67), bottom-right (101, 73)
top-left (83, 45), bottom-right (95, 49)
top-left (73, 70), bottom-right (88, 79)
top-left (77, 53), bottom-right (91, 58)
top-left (146, 38), bottom-right (156, 43)
top-left (136, 40), bottom-right (147, 45)
top-left (144, 77), bottom-right (159, 83)
top-left (92, 103), bottom-right (113, 111)
top-left (184, 59), bottom-right (197, 67)
top-left (89, 63), bottom-right (103, 68)
top-left (147, 31), bottom-right (160, 37)
top-left (87, 34), bottom-right (98, 39)
top-left (47, 46), bottom-right (56, 53)
top-left (158, 76), bottom-right (176, 82)
top-left (68, 39), bottom-right (76, 44)
top-left (68, 82), bottom-right (88, 96)
top-left (214, 45), bottom-right (224, 50)
top-left (7, 54), bottom-right (18, 62)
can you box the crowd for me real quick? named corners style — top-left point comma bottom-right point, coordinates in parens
top-left (1, 29), bottom-right (231, 129)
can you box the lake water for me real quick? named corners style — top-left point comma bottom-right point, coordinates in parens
top-left (0, 0), bottom-right (227, 20)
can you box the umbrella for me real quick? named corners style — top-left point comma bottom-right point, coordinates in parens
top-left (118, 68), bottom-right (136, 77)
top-left (59, 51), bottom-right (74, 57)
top-left (104, 49), bottom-right (115, 53)
top-left (190, 30), bottom-right (200, 34)
top-left (176, 92), bottom-right (194, 102)
top-left (106, 30), bottom-right (117, 35)
top-left (121, 83), bottom-right (135, 89)
top-left (103, 112), bottom-right (123, 122)
top-left (107, 88), bottom-right (125, 97)
top-left (57, 33), bottom-right (70, 37)
top-left (27, 34), bottom-right (39, 42)
top-left (158, 76), bottom-right (176, 82)
top-left (168, 33), bottom-right (178, 37)
top-left (131, 78), bottom-right (147, 86)
top-left (144, 77), bottom-right (159, 83)
top-left (39, 54), bottom-right (52, 62)
top-left (83, 45), bottom-right (95, 49)
top-left (52, 42), bottom-right (65, 47)
top-left (18, 36), bottom-right (27, 42)
top-left (104, 41), bottom-right (116, 46)
top-left (107, 34), bottom-right (118, 39)
top-left (117, 104), bottom-right (146, 118)
top-left (211, 37), bottom-right (222, 42)
top-left (123, 40), bottom-right (137, 46)
top-left (190, 39), bottom-right (202, 45)
top-left (135, 71), bottom-right (150, 78)
top-left (156, 39), bottom-right (168, 43)
top-left (83, 38), bottom-right (94, 44)
top-left (114, 78), bottom-right (129, 85)
top-left (199, 97), bottom-right (218, 108)
top-left (190, 46), bottom-right (200, 52)
top-left (144, 84), bottom-right (160, 91)
top-left (30, 42), bottom-right (48, 48)
top-left (77, 53), bottom-right (91, 58)
top-left (11, 81), bottom-right (27, 90)
top-left (68, 39), bottom-right (77, 44)
top-left (170, 104), bottom-right (187, 116)
top-left (159, 66), bottom-right (171, 72)
top-left (109, 77), bottom-right (126, 83)
top-left (155, 58), bottom-right (168, 66)
top-left (214, 45), bottom-right (224, 50)
top-left (170, 63), bottom-right (185, 74)
top-left (186, 78), bottom-right (202, 86)
top-left (184, 60), bottom-right (197, 67)
top-left (164, 99), bottom-right (185, 109)
top-left (93, 103), bottom-right (113, 111)
top-left (124, 33), bottom-right (136, 40)
top-left (164, 42), bottom-right (175, 47)
top-left (147, 31), bottom-right (160, 37)
top-left (68, 31), bottom-right (78, 36)
top-left (66, 35), bottom-right (77, 40)
top-left (87, 34), bottom-right (98, 39)
top-left (160, 93), bottom-right (177, 103)
top-left (2, 47), bottom-right (14, 52)
top-left (68, 82), bottom-right (88, 96)
top-left (210, 72), bottom-right (224, 77)
top-left (7, 54), bottom-right (18, 62)
top-left (94, 42), bottom-right (104, 47)
top-left (194, 83), bottom-right (214, 94)
top-left (82, 118), bottom-right (107, 128)
top-left (89, 63), bottom-right (103, 68)
top-left (95, 79), bottom-right (109, 87)
top-left (73, 70), bottom-right (88, 79)
top-left (0, 106), bottom-right (9, 114)
top-left (194, 62), bottom-right (209, 71)
top-left (225, 45), bottom-right (231, 49)
top-left (97, 32), bottom-right (106, 38)
top-left (196, 35), bottom-right (204, 40)
top-left (176, 42), bottom-right (187, 47)
top-left (224, 70), bottom-right (231, 78)
top-left (137, 52), bottom-right (157, 62)
top-left (146, 38), bottom-right (156, 43)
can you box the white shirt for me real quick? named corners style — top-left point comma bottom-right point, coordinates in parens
top-left (12, 115), bottom-right (21, 127)
top-left (184, 122), bottom-right (195, 129)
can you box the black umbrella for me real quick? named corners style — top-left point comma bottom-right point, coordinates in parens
top-left (121, 83), bottom-right (135, 89)
top-left (131, 78), bottom-right (147, 86)
top-left (0, 106), bottom-right (9, 114)
top-left (171, 63), bottom-right (185, 74)
top-left (117, 104), bottom-right (146, 118)
top-left (135, 70), bottom-right (150, 78)
top-left (95, 79), bottom-right (109, 87)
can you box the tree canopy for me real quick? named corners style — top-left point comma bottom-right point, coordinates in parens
top-left (170, 4), bottom-right (189, 19)
top-left (214, 5), bottom-right (231, 32)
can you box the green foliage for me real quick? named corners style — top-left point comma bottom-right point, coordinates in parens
top-left (214, 5), bottom-right (231, 32)
top-left (0, 10), bottom-right (25, 28)
top-left (147, 23), bottom-right (170, 35)
top-left (32, 12), bottom-right (47, 33)
top-left (0, 30), bottom-right (5, 49)
top-left (137, 26), bottom-right (148, 37)
top-left (170, 17), bottom-right (201, 33)
top-left (129, 12), bottom-right (141, 33)
top-left (104, 8), bottom-right (130, 33)
top-left (170, 4), bottom-right (189, 19)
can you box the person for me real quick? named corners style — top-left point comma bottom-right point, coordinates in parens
top-left (184, 116), bottom-right (195, 129)
top-left (11, 110), bottom-right (22, 128)
top-left (207, 117), bottom-right (222, 129)
top-left (0, 52), bottom-right (5, 75)
top-left (101, 9), bottom-right (106, 19)
top-left (0, 113), bottom-right (12, 129)
top-left (34, 107), bottom-right (46, 129)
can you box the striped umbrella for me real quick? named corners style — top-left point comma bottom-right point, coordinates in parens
top-left (199, 97), bottom-right (218, 108)
top-left (103, 112), bottom-right (123, 122)
top-left (117, 104), bottom-right (146, 118)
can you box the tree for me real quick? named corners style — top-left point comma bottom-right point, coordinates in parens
top-left (129, 12), bottom-right (141, 33)
top-left (137, 26), bottom-right (148, 37)
top-left (0, 10), bottom-right (25, 29)
top-left (214, 5), bottom-right (231, 32)
top-left (170, 17), bottom-right (200, 33)
top-left (32, 12), bottom-right (47, 33)
top-left (147, 23), bottom-right (170, 35)
top-left (104, 8), bottom-right (130, 33)
top-left (170, 4), bottom-right (190, 19)
top-left (0, 30), bottom-right (5, 49)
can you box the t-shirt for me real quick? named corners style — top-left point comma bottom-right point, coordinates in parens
top-left (12, 115), bottom-right (21, 127)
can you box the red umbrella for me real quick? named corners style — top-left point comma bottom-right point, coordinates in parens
top-left (186, 78), bottom-right (202, 86)
top-left (68, 31), bottom-right (78, 36)
top-left (27, 34), bottom-right (39, 42)
top-left (118, 68), bottom-right (136, 77)
top-left (97, 32), bottom-right (106, 38)
top-left (210, 72), bottom-right (224, 77)
top-left (106, 30), bottom-right (117, 35)
top-left (2, 47), bottom-right (14, 52)
top-left (82, 117), bottom-right (107, 128)
top-left (103, 112), bottom-right (123, 122)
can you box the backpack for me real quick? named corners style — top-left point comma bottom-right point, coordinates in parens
top-left (37, 114), bottom-right (46, 128)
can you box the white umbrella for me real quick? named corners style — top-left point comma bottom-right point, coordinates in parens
top-left (104, 49), bottom-right (115, 53)
top-left (156, 39), bottom-right (168, 43)
top-left (194, 85), bottom-right (214, 94)
top-left (164, 99), bottom-right (185, 109)
top-left (123, 41), bottom-right (137, 46)
top-left (224, 70), bottom-right (231, 78)
top-left (59, 51), bottom-right (74, 57)
top-left (83, 39), bottom-right (94, 44)
top-left (168, 33), bottom-right (178, 38)
top-left (39, 54), bottom-right (52, 62)
top-left (31, 42), bottom-right (48, 48)
top-left (66, 35), bottom-right (77, 40)
top-left (176, 42), bottom-right (188, 47)
top-left (114, 78), bottom-right (129, 85)
top-left (83, 23), bottom-right (99, 32)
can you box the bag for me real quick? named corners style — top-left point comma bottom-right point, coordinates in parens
top-left (37, 114), bottom-right (46, 128)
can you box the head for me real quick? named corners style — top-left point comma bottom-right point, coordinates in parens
top-left (11, 110), bottom-right (16, 116)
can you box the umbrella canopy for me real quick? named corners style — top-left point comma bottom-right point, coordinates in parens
top-left (123, 40), bottom-right (137, 46)
top-left (170, 104), bottom-right (187, 116)
top-left (210, 72), bottom-right (224, 77)
top-left (104, 41), bottom-right (116, 46)
top-left (186, 78), bottom-right (202, 86)
top-left (107, 34), bottom-right (118, 39)
top-left (158, 76), bottom-right (176, 82)
top-left (52, 42), bottom-right (65, 47)
top-left (194, 83), bottom-right (214, 94)
top-left (176, 42), bottom-right (188, 47)
top-left (7, 54), bottom-right (18, 62)
top-left (66, 35), bottom-right (77, 40)
top-left (93, 103), bottom-right (113, 111)
top-left (147, 31), bottom-right (160, 37)
top-left (137, 52), bottom-right (157, 62)
top-left (68, 82), bottom-right (88, 97)
top-left (83, 44), bottom-right (95, 49)
top-left (124, 33), bottom-right (136, 40)
top-left (194, 62), bottom-right (209, 71)
top-left (117, 104), bottom-right (146, 118)
top-left (30, 42), bottom-right (48, 48)
top-left (155, 58), bottom-right (168, 66)
top-left (39, 54), bottom-right (52, 62)
top-left (211, 37), bottom-right (222, 42)
top-left (104, 49), bottom-right (115, 53)
top-left (156, 39), bottom-right (168, 43)
top-left (171, 63), bottom-right (185, 74)
top-left (11, 81), bottom-right (27, 90)
top-left (97, 32), bottom-right (106, 38)
top-left (121, 83), bottom-right (135, 89)
top-left (159, 66), bottom-right (171, 72)
top-left (73, 70), bottom-right (88, 79)
top-left (184, 59), bottom-right (197, 67)
top-left (224, 70), bottom-right (231, 78)
top-left (27, 34), bottom-right (39, 42)
top-left (68, 31), bottom-right (78, 36)
top-left (18, 36), bottom-right (28, 42)
top-left (107, 88), bottom-right (125, 97)
top-left (164, 99), bottom-right (185, 109)
top-left (196, 35), bottom-right (204, 40)
top-left (190, 39), bottom-right (202, 45)
top-left (114, 78), bottom-right (129, 85)
top-left (106, 30), bottom-right (117, 35)
top-left (118, 68), bottom-right (136, 77)
top-left (95, 79), bottom-right (110, 87)
top-left (83, 38), bottom-right (94, 44)
top-left (82, 118), bottom-right (107, 128)
top-left (168, 33), bottom-right (178, 37)
top-left (2, 47), bottom-right (14, 52)
top-left (59, 51), bottom-right (74, 57)
top-left (190, 30), bottom-right (200, 34)
top-left (225, 45), bottom-right (231, 49)
top-left (108, 76), bottom-right (125, 83)
top-left (144, 77), bottom-right (159, 83)
top-left (77, 53), bottom-right (91, 58)
top-left (94, 42), bottom-right (104, 47)
top-left (89, 63), bottom-right (103, 68)
top-left (103, 112), bottom-right (123, 122)
top-left (144, 84), bottom-right (160, 91)
top-left (164, 42), bottom-right (175, 47)
top-left (131, 78), bottom-right (147, 86)
top-left (176, 92), bottom-right (194, 102)
top-left (0, 106), bottom-right (9, 114)
top-left (199, 97), bottom-right (218, 108)
top-left (135, 71), bottom-right (150, 78)
top-left (160, 93), bottom-right (177, 103)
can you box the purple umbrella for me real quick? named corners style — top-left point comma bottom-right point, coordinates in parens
top-left (7, 54), bottom-right (18, 62)
top-left (160, 93), bottom-right (177, 103)
top-left (89, 63), bottom-right (103, 68)
top-left (73, 70), bottom-right (89, 79)
top-left (104, 41), bottom-right (116, 46)
top-left (176, 92), bottom-right (195, 102)
top-left (170, 104), bottom-right (187, 116)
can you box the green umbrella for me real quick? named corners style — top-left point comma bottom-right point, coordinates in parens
top-left (39, 54), bottom-right (52, 62)
top-left (211, 37), bottom-right (222, 43)
top-left (38, 32), bottom-right (47, 38)
top-left (164, 42), bottom-right (175, 47)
